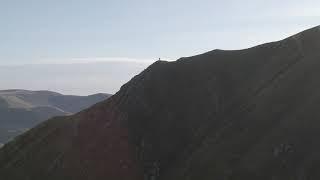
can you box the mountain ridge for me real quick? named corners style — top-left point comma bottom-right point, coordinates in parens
top-left (1, 26), bottom-right (320, 180)
top-left (0, 90), bottom-right (111, 145)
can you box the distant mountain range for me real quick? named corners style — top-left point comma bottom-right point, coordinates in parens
top-left (1, 26), bottom-right (320, 180)
top-left (0, 89), bottom-right (111, 146)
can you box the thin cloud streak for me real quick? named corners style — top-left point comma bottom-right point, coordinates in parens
top-left (0, 61), bottom-right (152, 95)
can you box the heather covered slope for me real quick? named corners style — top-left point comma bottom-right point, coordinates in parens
top-left (0, 90), bottom-right (110, 145)
top-left (1, 26), bottom-right (320, 180)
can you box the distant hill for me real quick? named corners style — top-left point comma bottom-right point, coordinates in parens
top-left (0, 90), bottom-right (111, 145)
top-left (2, 26), bottom-right (320, 180)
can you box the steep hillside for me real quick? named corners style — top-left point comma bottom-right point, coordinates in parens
top-left (0, 90), bottom-right (111, 144)
top-left (1, 26), bottom-right (320, 180)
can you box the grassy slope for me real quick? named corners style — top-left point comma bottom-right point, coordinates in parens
top-left (1, 26), bottom-right (320, 180)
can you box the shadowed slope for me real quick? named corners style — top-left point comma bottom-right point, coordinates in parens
top-left (1, 26), bottom-right (320, 180)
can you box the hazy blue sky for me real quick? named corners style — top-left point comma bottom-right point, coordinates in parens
top-left (0, 0), bottom-right (319, 94)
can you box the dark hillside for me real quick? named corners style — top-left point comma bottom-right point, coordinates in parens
top-left (1, 26), bottom-right (320, 180)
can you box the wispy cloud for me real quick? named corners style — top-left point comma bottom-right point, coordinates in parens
top-left (1, 56), bottom-right (177, 67)
top-left (0, 59), bottom-right (158, 95)
top-left (0, 57), bottom-right (157, 66)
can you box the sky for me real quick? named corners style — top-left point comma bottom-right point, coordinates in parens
top-left (0, 0), bottom-right (319, 94)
